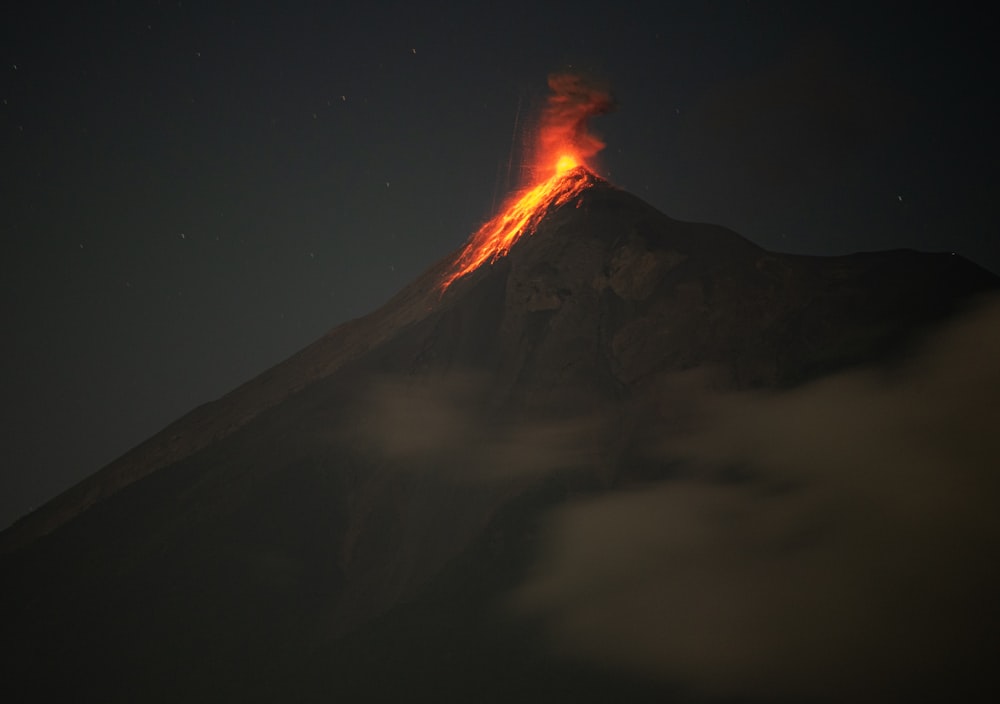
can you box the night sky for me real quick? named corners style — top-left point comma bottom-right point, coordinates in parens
top-left (2, 1), bottom-right (996, 530)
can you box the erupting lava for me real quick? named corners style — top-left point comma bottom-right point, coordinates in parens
top-left (439, 74), bottom-right (613, 291)
top-left (438, 161), bottom-right (596, 291)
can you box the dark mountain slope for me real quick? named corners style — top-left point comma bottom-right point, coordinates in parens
top-left (2, 173), bottom-right (996, 701)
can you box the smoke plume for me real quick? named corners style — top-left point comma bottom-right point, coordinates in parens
top-left (534, 73), bottom-right (614, 177)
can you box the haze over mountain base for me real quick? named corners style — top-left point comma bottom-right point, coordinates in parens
top-left (3, 177), bottom-right (997, 702)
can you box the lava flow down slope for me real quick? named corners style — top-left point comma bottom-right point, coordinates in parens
top-left (2, 75), bottom-right (999, 703)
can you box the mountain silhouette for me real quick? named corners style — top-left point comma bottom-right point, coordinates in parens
top-left (3, 171), bottom-right (997, 702)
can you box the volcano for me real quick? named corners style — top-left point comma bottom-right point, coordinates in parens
top-left (2, 168), bottom-right (998, 702)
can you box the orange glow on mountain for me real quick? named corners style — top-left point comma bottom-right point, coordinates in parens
top-left (439, 74), bottom-right (613, 292)
top-left (555, 154), bottom-right (579, 173)
top-left (439, 165), bottom-right (595, 291)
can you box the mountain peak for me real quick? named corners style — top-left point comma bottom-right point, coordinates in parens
top-left (2, 173), bottom-right (998, 702)
top-left (438, 165), bottom-right (607, 291)
top-left (441, 169), bottom-right (762, 303)
top-left (3, 179), bottom-right (995, 557)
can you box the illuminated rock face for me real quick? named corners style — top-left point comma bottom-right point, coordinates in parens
top-left (1, 180), bottom-right (996, 703)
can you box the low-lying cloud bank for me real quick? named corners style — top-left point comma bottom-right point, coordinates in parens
top-left (512, 296), bottom-right (1000, 702)
top-left (352, 371), bottom-right (610, 481)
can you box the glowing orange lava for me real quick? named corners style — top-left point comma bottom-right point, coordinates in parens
top-left (555, 153), bottom-right (579, 173)
top-left (439, 162), bottom-right (594, 291)
top-left (439, 74), bottom-right (613, 292)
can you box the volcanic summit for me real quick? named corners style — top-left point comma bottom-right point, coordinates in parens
top-left (2, 78), bottom-right (999, 703)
